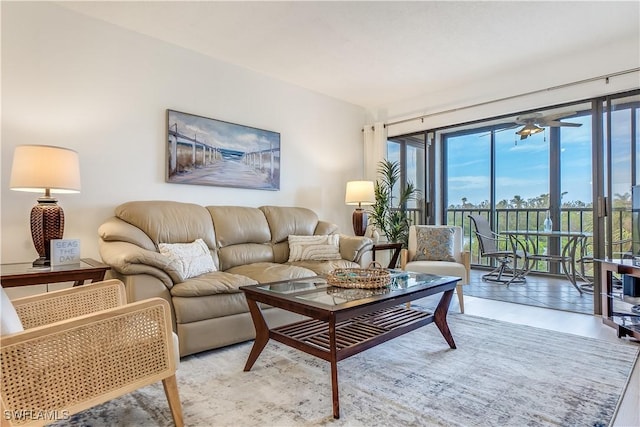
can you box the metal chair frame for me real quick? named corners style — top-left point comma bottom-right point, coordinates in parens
top-left (469, 214), bottom-right (525, 285)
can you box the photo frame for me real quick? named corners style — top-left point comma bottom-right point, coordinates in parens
top-left (166, 109), bottom-right (280, 190)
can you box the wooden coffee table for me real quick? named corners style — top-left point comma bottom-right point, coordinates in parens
top-left (240, 271), bottom-right (460, 419)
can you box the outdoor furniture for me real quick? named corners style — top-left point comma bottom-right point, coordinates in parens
top-left (576, 238), bottom-right (633, 293)
top-left (0, 279), bottom-right (183, 427)
top-left (401, 225), bottom-right (470, 313)
top-left (503, 229), bottom-right (592, 294)
top-left (469, 215), bottom-right (524, 285)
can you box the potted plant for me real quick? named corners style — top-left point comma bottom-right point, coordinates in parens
top-left (369, 159), bottom-right (419, 248)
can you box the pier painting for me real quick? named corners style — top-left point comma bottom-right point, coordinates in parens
top-left (166, 110), bottom-right (280, 190)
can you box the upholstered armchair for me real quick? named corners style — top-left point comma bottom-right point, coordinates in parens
top-left (400, 225), bottom-right (470, 313)
top-left (0, 280), bottom-right (183, 427)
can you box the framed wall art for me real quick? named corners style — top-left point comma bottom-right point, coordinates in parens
top-left (166, 109), bottom-right (280, 190)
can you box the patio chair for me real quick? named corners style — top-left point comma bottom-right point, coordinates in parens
top-left (576, 238), bottom-right (633, 293)
top-left (468, 214), bottom-right (525, 285)
top-left (0, 279), bottom-right (183, 427)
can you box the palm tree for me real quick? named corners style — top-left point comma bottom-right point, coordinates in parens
top-left (510, 195), bottom-right (525, 209)
top-left (369, 159), bottom-right (419, 248)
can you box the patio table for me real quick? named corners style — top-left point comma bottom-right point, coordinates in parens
top-left (503, 230), bottom-right (591, 294)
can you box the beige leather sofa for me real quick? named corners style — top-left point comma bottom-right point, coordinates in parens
top-left (98, 201), bottom-right (373, 357)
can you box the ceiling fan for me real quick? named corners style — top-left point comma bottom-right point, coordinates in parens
top-left (510, 112), bottom-right (582, 140)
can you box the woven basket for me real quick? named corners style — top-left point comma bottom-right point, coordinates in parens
top-left (327, 262), bottom-right (391, 289)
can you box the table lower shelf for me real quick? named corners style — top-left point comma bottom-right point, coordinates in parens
top-left (271, 305), bottom-right (432, 360)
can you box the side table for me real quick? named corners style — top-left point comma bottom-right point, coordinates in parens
top-left (597, 258), bottom-right (640, 340)
top-left (372, 242), bottom-right (403, 269)
top-left (1, 258), bottom-right (110, 288)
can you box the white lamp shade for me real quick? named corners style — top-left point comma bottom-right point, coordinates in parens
top-left (345, 180), bottom-right (375, 205)
top-left (10, 145), bottom-right (81, 193)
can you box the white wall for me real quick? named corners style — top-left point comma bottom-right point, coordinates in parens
top-left (377, 35), bottom-right (640, 136)
top-left (1, 2), bottom-right (367, 264)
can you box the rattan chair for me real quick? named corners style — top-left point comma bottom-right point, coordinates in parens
top-left (0, 279), bottom-right (183, 427)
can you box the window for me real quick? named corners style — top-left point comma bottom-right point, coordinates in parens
top-left (387, 133), bottom-right (426, 225)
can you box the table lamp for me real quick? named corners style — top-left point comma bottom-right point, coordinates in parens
top-left (10, 145), bottom-right (81, 266)
top-left (345, 180), bottom-right (375, 236)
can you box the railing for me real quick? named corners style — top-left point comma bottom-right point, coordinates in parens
top-left (406, 207), bottom-right (422, 227)
top-left (447, 207), bottom-right (632, 276)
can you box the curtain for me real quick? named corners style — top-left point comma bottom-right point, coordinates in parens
top-left (363, 122), bottom-right (387, 181)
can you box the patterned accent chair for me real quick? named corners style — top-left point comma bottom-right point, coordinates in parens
top-left (400, 225), bottom-right (470, 313)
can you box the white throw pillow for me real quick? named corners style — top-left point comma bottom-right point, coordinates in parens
top-left (158, 238), bottom-right (217, 283)
top-left (288, 235), bottom-right (341, 262)
top-left (1, 287), bottom-right (24, 335)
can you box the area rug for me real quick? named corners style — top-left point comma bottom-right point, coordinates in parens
top-left (55, 314), bottom-right (638, 427)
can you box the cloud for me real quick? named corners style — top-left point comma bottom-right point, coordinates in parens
top-left (447, 175), bottom-right (490, 191)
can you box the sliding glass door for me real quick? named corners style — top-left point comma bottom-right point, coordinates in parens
top-left (387, 133), bottom-right (427, 226)
top-left (386, 89), bottom-right (639, 314)
top-left (600, 93), bottom-right (640, 260)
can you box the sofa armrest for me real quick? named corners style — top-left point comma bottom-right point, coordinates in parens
top-left (99, 240), bottom-right (174, 289)
top-left (339, 235), bottom-right (373, 263)
top-left (98, 217), bottom-right (156, 251)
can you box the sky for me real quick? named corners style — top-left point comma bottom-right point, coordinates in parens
top-left (445, 108), bottom-right (639, 208)
top-left (169, 109), bottom-right (280, 154)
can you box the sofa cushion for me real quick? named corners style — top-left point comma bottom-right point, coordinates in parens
top-left (413, 226), bottom-right (456, 262)
top-left (207, 206), bottom-right (271, 247)
top-left (404, 260), bottom-right (468, 285)
top-left (170, 271), bottom-right (257, 297)
top-left (287, 235), bottom-right (341, 262)
top-left (288, 259), bottom-right (360, 275)
top-left (226, 262), bottom-right (315, 283)
top-left (159, 239), bottom-right (217, 282)
top-left (172, 292), bottom-right (249, 324)
top-left (260, 206), bottom-right (318, 243)
top-left (115, 201), bottom-right (217, 249)
top-left (217, 243), bottom-right (275, 271)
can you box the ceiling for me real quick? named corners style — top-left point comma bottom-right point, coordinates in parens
top-left (58, 1), bottom-right (639, 110)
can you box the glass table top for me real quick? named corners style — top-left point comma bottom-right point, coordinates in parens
top-left (256, 271), bottom-right (453, 307)
top-left (0, 259), bottom-right (98, 276)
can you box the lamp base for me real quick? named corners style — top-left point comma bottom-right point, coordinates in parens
top-left (30, 197), bottom-right (65, 266)
top-left (32, 257), bottom-right (51, 267)
top-left (352, 208), bottom-right (368, 236)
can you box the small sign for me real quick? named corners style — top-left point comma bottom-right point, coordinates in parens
top-left (50, 239), bottom-right (81, 266)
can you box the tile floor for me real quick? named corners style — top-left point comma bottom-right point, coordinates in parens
top-left (464, 268), bottom-right (595, 315)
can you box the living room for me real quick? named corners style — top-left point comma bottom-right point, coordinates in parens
top-left (1, 1), bottom-right (639, 426)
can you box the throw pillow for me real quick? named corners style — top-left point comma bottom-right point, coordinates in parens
top-left (1, 287), bottom-right (24, 335)
top-left (158, 238), bottom-right (217, 283)
top-left (288, 235), bottom-right (341, 262)
top-left (413, 227), bottom-right (456, 262)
